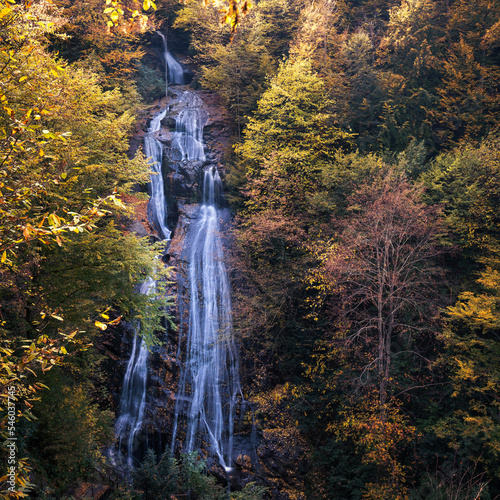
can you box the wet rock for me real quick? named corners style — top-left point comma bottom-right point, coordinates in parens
top-left (161, 116), bottom-right (176, 129)
top-left (166, 171), bottom-right (193, 199)
top-left (168, 203), bottom-right (198, 267)
top-left (128, 220), bottom-right (149, 238)
top-left (157, 129), bottom-right (173, 144)
top-left (178, 160), bottom-right (204, 185)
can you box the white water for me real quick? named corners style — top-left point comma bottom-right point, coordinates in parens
top-left (115, 32), bottom-right (241, 472)
top-left (172, 167), bottom-right (241, 470)
top-left (157, 31), bottom-right (184, 87)
top-left (166, 52), bottom-right (184, 85)
top-left (114, 279), bottom-right (155, 467)
top-left (171, 92), bottom-right (207, 163)
top-left (144, 109), bottom-right (170, 240)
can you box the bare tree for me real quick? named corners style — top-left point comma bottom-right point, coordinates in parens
top-left (326, 169), bottom-right (446, 418)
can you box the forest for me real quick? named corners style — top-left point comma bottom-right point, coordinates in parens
top-left (1, 0), bottom-right (500, 499)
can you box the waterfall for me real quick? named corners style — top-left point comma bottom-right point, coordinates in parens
top-left (113, 32), bottom-right (184, 466)
top-left (144, 109), bottom-right (170, 240)
top-left (172, 167), bottom-right (241, 471)
top-left (157, 31), bottom-right (184, 87)
top-left (146, 34), bottom-right (187, 237)
top-left (114, 279), bottom-right (155, 467)
top-left (171, 92), bottom-right (207, 163)
top-left (114, 31), bottom-right (241, 473)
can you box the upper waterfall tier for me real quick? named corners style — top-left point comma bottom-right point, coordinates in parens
top-left (157, 31), bottom-right (184, 86)
top-left (166, 51), bottom-right (184, 85)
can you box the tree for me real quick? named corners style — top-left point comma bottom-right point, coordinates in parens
top-left (420, 136), bottom-right (500, 258)
top-left (200, 32), bottom-right (274, 138)
top-left (418, 138), bottom-right (500, 492)
top-left (172, 0), bottom-right (232, 66)
top-left (29, 373), bottom-right (114, 492)
top-left (305, 169), bottom-right (447, 496)
top-left (235, 57), bottom-right (352, 181)
top-left (378, 0), bottom-right (444, 86)
top-left (434, 254), bottom-right (500, 490)
top-left (0, 2), bottom-right (169, 496)
top-left (232, 57), bottom-right (352, 374)
top-left (325, 169), bottom-right (445, 415)
top-left (435, 38), bottom-right (500, 146)
top-left (132, 448), bottom-right (178, 499)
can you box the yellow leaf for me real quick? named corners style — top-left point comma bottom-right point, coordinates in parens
top-left (51, 315), bottom-right (64, 321)
top-left (112, 196), bottom-right (126, 209)
top-left (95, 321), bottom-right (108, 331)
top-left (110, 10), bottom-right (119, 22)
top-left (0, 7), bottom-right (11, 19)
top-left (1, 250), bottom-right (6, 263)
top-left (48, 213), bottom-right (61, 227)
top-left (143, 0), bottom-right (150, 10)
top-left (50, 69), bottom-right (58, 77)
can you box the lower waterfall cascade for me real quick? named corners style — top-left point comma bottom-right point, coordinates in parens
top-left (113, 33), bottom-right (242, 472)
top-left (114, 279), bottom-right (155, 467)
top-left (171, 166), bottom-right (242, 471)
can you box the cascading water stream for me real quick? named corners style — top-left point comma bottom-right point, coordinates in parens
top-left (157, 31), bottom-right (184, 87)
top-left (144, 109), bottom-right (170, 240)
top-left (114, 32), bottom-right (241, 472)
top-left (113, 35), bottom-right (184, 467)
top-left (114, 279), bottom-right (155, 467)
top-left (171, 92), bottom-right (207, 163)
top-left (172, 167), bottom-right (241, 471)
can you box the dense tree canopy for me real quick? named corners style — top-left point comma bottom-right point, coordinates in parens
top-left (1, 0), bottom-right (500, 498)
top-left (0, 2), bottom-right (168, 497)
